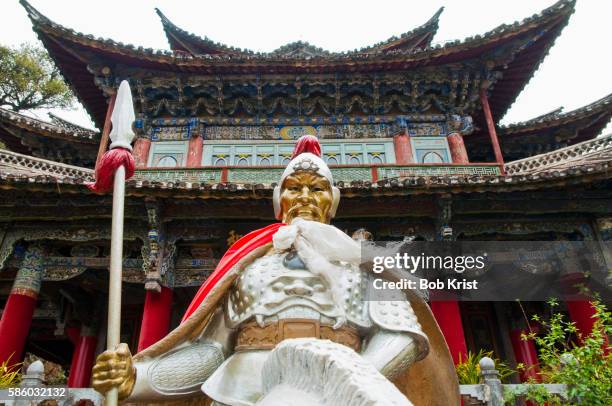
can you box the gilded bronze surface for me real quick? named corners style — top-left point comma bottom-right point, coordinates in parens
top-left (91, 343), bottom-right (136, 400)
top-left (279, 172), bottom-right (333, 224)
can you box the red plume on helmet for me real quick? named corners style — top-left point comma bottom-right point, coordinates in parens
top-left (291, 135), bottom-right (321, 159)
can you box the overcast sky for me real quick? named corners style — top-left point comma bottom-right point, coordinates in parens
top-left (2, 0), bottom-right (611, 134)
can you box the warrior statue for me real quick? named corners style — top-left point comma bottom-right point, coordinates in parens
top-left (92, 135), bottom-right (459, 405)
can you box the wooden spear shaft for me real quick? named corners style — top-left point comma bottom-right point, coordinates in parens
top-left (106, 164), bottom-right (126, 406)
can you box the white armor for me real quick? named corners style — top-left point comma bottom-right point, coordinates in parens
top-left (129, 248), bottom-right (429, 405)
top-left (226, 251), bottom-right (371, 330)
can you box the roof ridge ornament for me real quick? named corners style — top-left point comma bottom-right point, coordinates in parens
top-left (155, 7), bottom-right (249, 56)
top-left (427, 6), bottom-right (445, 25)
top-left (19, 0), bottom-right (48, 22)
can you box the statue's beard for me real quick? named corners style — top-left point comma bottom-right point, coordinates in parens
top-left (284, 204), bottom-right (324, 223)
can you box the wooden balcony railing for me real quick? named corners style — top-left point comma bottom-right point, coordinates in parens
top-left (134, 163), bottom-right (502, 185)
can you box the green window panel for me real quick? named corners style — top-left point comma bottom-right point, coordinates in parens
top-left (410, 137), bottom-right (451, 164)
top-left (279, 145), bottom-right (294, 166)
top-left (203, 140), bottom-right (394, 167)
top-left (255, 145), bottom-right (276, 165)
top-left (323, 144), bottom-right (342, 165)
top-left (148, 141), bottom-right (189, 168)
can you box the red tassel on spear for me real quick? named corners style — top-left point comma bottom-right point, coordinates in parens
top-left (87, 82), bottom-right (136, 193)
top-left (87, 80), bottom-right (135, 406)
top-left (87, 149), bottom-right (135, 193)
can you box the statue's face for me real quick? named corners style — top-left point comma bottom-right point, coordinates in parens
top-left (280, 172), bottom-right (333, 224)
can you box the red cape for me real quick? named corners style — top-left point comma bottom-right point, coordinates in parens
top-left (182, 223), bottom-right (285, 322)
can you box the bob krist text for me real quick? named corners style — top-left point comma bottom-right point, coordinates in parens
top-left (371, 252), bottom-right (485, 291)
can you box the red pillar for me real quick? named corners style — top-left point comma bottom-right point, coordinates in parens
top-left (510, 329), bottom-right (540, 382)
top-left (138, 286), bottom-right (173, 352)
top-left (187, 136), bottom-right (204, 167)
top-left (0, 294), bottom-right (37, 365)
top-left (447, 133), bottom-right (469, 164)
top-left (68, 326), bottom-right (97, 388)
top-left (393, 133), bottom-right (414, 164)
top-left (479, 87), bottom-right (505, 174)
top-left (561, 273), bottom-right (606, 342)
top-left (565, 300), bottom-right (600, 338)
top-left (0, 245), bottom-right (45, 365)
top-left (65, 326), bottom-right (80, 345)
top-left (430, 295), bottom-right (468, 365)
top-left (132, 137), bottom-right (152, 168)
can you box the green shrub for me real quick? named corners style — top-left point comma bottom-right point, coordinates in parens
top-left (507, 299), bottom-right (611, 405)
top-left (0, 357), bottom-right (22, 389)
top-left (456, 349), bottom-right (515, 384)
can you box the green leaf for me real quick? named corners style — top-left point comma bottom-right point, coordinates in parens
top-left (0, 43), bottom-right (75, 111)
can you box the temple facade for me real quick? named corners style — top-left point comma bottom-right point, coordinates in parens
top-left (0, 0), bottom-right (610, 391)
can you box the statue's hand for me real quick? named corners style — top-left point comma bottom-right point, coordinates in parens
top-left (92, 343), bottom-right (136, 400)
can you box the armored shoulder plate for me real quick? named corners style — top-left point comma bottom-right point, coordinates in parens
top-left (149, 341), bottom-right (224, 395)
top-left (369, 300), bottom-right (421, 333)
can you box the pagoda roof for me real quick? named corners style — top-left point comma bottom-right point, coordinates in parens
top-left (0, 107), bottom-right (99, 166)
top-left (20, 0), bottom-right (575, 128)
top-left (468, 92), bottom-right (612, 161)
top-left (0, 108), bottom-right (98, 144)
top-left (499, 92), bottom-right (612, 143)
top-left (155, 7), bottom-right (443, 57)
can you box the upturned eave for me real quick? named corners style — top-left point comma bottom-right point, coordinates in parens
top-left (500, 92), bottom-right (612, 144)
top-left (155, 6), bottom-right (444, 57)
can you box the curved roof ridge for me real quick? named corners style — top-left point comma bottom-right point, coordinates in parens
top-left (156, 6), bottom-right (444, 57)
top-left (21, 0), bottom-right (174, 57)
top-left (47, 112), bottom-right (98, 136)
top-left (269, 41), bottom-right (331, 57)
top-left (477, 0), bottom-right (576, 120)
top-left (22, 0), bottom-right (574, 62)
top-left (0, 107), bottom-right (98, 142)
top-left (501, 92), bottom-right (612, 132)
top-left (19, 0), bottom-right (51, 24)
top-left (155, 8), bottom-right (251, 56)
top-left (515, 107), bottom-right (565, 125)
top-left (478, 0), bottom-right (574, 42)
top-left (365, 6), bottom-right (444, 53)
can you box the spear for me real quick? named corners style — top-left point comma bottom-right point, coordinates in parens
top-left (87, 80), bottom-right (136, 406)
